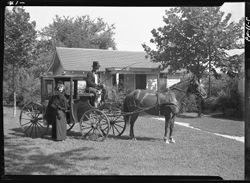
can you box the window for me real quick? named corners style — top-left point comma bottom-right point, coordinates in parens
top-left (77, 80), bottom-right (86, 94)
top-left (112, 74), bottom-right (124, 91)
top-left (44, 80), bottom-right (53, 100)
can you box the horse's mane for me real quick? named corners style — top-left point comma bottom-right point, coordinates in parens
top-left (169, 77), bottom-right (191, 90)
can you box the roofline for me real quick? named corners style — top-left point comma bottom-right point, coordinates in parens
top-left (47, 49), bottom-right (57, 72)
top-left (47, 48), bottom-right (66, 72)
top-left (56, 46), bottom-right (149, 54)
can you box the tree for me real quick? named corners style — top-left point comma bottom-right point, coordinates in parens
top-left (4, 7), bottom-right (37, 116)
top-left (142, 7), bottom-right (244, 84)
top-left (40, 15), bottom-right (117, 49)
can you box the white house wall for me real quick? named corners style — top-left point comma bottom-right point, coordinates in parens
top-left (146, 74), bottom-right (158, 90)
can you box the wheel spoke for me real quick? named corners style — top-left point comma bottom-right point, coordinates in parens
top-left (113, 124), bottom-right (121, 134)
top-left (81, 122), bottom-right (92, 129)
top-left (24, 123), bottom-right (33, 133)
top-left (36, 121), bottom-right (45, 128)
top-left (112, 120), bottom-right (125, 124)
top-left (21, 120), bottom-right (32, 127)
top-left (29, 123), bottom-right (35, 137)
top-left (26, 112), bottom-right (33, 118)
top-left (34, 124), bottom-right (38, 138)
top-left (112, 123), bottom-right (125, 129)
top-left (20, 116), bottom-right (33, 121)
top-left (112, 125), bottom-right (115, 135)
top-left (96, 127), bottom-right (104, 137)
top-left (81, 126), bottom-right (92, 130)
top-left (101, 125), bottom-right (109, 132)
top-left (36, 124), bottom-right (42, 137)
top-left (84, 128), bottom-right (94, 137)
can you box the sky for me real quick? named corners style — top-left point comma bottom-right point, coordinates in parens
top-left (21, 2), bottom-right (245, 52)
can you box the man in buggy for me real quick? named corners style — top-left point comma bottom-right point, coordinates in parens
top-left (86, 61), bottom-right (106, 107)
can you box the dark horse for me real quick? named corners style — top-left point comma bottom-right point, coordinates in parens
top-left (123, 77), bottom-right (207, 144)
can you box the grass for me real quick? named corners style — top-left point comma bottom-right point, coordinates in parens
top-left (3, 107), bottom-right (245, 179)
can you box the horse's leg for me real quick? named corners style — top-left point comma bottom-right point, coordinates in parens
top-left (163, 111), bottom-right (171, 144)
top-left (169, 113), bottom-right (176, 143)
top-left (197, 96), bottom-right (202, 118)
top-left (129, 113), bottom-right (139, 140)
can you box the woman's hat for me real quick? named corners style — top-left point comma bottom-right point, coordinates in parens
top-left (92, 61), bottom-right (100, 69)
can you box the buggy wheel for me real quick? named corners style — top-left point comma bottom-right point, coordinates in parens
top-left (19, 102), bottom-right (48, 138)
top-left (79, 109), bottom-right (110, 141)
top-left (67, 123), bottom-right (75, 132)
top-left (102, 107), bottom-right (126, 137)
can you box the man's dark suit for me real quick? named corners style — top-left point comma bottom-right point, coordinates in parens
top-left (86, 71), bottom-right (106, 106)
top-left (86, 71), bottom-right (99, 88)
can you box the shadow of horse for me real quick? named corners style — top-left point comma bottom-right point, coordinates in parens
top-left (107, 134), bottom-right (162, 142)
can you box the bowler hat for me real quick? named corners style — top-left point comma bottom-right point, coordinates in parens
top-left (92, 61), bottom-right (100, 69)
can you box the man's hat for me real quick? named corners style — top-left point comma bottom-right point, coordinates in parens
top-left (92, 61), bottom-right (100, 69)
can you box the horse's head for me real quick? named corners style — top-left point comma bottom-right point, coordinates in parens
top-left (186, 78), bottom-right (207, 99)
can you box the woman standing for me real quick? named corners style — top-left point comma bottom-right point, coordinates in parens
top-left (46, 81), bottom-right (68, 141)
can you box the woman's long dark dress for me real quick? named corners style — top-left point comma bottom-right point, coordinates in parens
top-left (46, 92), bottom-right (68, 141)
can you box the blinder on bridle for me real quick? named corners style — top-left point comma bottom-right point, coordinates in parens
top-left (187, 78), bottom-right (207, 99)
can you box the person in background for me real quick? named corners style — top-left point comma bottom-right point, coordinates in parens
top-left (46, 80), bottom-right (68, 141)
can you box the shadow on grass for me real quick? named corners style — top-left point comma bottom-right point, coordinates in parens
top-left (108, 134), bottom-right (161, 142)
top-left (4, 136), bottom-right (110, 175)
top-left (8, 127), bottom-right (27, 137)
top-left (176, 114), bottom-right (198, 119)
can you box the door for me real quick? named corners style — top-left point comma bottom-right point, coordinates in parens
top-left (135, 74), bottom-right (146, 89)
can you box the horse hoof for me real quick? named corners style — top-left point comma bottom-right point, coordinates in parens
top-left (164, 139), bottom-right (169, 144)
top-left (169, 138), bottom-right (176, 143)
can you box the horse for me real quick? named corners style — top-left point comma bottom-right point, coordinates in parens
top-left (122, 77), bottom-right (207, 144)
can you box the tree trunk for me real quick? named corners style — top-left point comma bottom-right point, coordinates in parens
top-left (13, 63), bottom-right (16, 117)
top-left (13, 91), bottom-right (16, 117)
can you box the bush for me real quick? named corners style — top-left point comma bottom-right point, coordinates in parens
top-left (216, 90), bottom-right (243, 119)
top-left (202, 96), bottom-right (218, 113)
top-left (214, 78), bottom-right (244, 119)
top-left (181, 94), bottom-right (198, 113)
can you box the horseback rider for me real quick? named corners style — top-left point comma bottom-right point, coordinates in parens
top-left (86, 61), bottom-right (106, 106)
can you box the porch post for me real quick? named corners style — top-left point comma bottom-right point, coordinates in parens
top-left (157, 73), bottom-right (160, 91)
top-left (116, 72), bottom-right (119, 89)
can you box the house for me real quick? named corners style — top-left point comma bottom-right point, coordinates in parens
top-left (46, 47), bottom-right (184, 93)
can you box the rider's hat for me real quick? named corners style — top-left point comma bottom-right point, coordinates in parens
top-left (92, 61), bottom-right (100, 69)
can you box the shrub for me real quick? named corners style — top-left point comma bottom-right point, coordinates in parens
top-left (215, 79), bottom-right (244, 119)
top-left (181, 94), bottom-right (198, 113)
top-left (202, 96), bottom-right (218, 113)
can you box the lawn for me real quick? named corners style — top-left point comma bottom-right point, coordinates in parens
top-left (3, 107), bottom-right (245, 180)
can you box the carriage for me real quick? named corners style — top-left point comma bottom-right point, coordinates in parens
top-left (19, 73), bottom-right (207, 143)
top-left (19, 74), bottom-right (126, 141)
